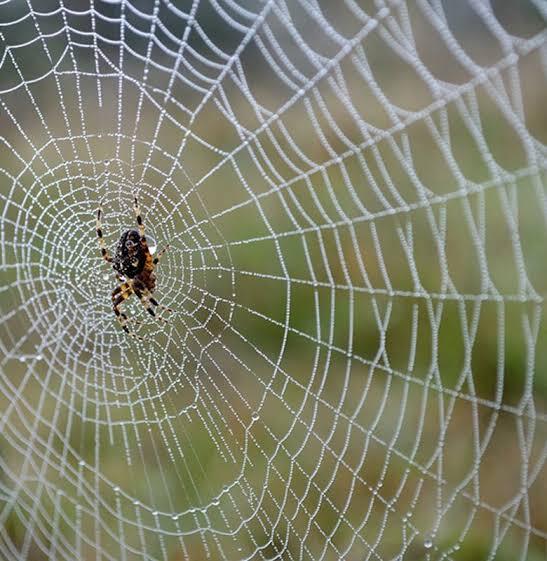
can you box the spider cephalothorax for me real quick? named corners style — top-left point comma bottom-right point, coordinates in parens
top-left (96, 196), bottom-right (170, 338)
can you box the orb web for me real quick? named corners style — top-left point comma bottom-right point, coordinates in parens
top-left (0, 1), bottom-right (546, 560)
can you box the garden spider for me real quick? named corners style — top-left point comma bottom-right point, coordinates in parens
top-left (96, 196), bottom-right (171, 338)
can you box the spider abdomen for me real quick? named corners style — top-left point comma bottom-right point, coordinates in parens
top-left (113, 229), bottom-right (147, 278)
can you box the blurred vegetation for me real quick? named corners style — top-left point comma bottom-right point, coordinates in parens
top-left (0, 1), bottom-right (546, 560)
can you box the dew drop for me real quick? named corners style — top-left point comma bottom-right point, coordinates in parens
top-left (172, 514), bottom-right (179, 521)
top-left (251, 412), bottom-right (259, 422)
top-left (377, 6), bottom-right (389, 18)
top-left (152, 511), bottom-right (158, 517)
top-left (35, 354), bottom-right (43, 361)
top-left (148, 236), bottom-right (157, 255)
top-left (424, 538), bottom-right (433, 549)
top-left (103, 273), bottom-right (110, 281)
top-left (79, 460), bottom-right (85, 467)
top-left (18, 356), bottom-right (26, 363)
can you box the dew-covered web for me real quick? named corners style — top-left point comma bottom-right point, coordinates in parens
top-left (0, 1), bottom-right (546, 560)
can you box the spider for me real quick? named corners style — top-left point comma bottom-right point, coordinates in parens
top-left (96, 196), bottom-right (171, 338)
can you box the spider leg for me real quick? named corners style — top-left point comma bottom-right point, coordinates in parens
top-left (134, 279), bottom-right (173, 314)
top-left (149, 296), bottom-right (174, 315)
top-left (96, 201), bottom-right (113, 263)
top-left (112, 283), bottom-right (143, 339)
top-left (153, 244), bottom-right (170, 265)
top-left (133, 285), bottom-right (169, 324)
top-left (133, 195), bottom-right (146, 239)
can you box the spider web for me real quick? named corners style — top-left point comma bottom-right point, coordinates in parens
top-left (0, 0), bottom-right (546, 560)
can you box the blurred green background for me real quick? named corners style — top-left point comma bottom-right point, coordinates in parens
top-left (0, 1), bottom-right (546, 560)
